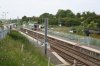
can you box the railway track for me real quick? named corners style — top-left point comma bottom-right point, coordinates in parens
top-left (20, 28), bottom-right (100, 66)
top-left (49, 40), bottom-right (100, 65)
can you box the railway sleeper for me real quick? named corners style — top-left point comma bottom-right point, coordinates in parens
top-left (51, 46), bottom-right (86, 66)
top-left (50, 41), bottom-right (100, 65)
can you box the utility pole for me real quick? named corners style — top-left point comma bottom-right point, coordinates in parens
top-left (44, 18), bottom-right (48, 55)
top-left (2, 12), bottom-right (8, 24)
top-left (58, 14), bottom-right (61, 32)
top-left (3, 12), bottom-right (8, 20)
top-left (10, 18), bottom-right (11, 24)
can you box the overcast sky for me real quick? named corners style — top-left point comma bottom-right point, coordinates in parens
top-left (0, 0), bottom-right (100, 19)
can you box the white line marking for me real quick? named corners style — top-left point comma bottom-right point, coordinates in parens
top-left (52, 52), bottom-right (70, 65)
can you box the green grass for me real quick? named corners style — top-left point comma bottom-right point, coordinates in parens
top-left (51, 26), bottom-right (70, 32)
top-left (0, 30), bottom-right (54, 66)
top-left (51, 26), bottom-right (100, 39)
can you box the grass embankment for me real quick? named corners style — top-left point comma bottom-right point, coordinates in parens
top-left (0, 30), bottom-right (53, 66)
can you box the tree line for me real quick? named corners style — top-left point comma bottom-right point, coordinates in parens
top-left (21, 9), bottom-right (100, 30)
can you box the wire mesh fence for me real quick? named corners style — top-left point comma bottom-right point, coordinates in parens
top-left (42, 29), bottom-right (100, 47)
top-left (0, 28), bottom-right (10, 40)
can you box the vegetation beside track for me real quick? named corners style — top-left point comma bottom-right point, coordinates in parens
top-left (0, 30), bottom-right (54, 66)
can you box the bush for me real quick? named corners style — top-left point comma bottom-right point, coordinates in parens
top-left (8, 30), bottom-right (29, 44)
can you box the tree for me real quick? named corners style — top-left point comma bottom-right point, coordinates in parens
top-left (81, 12), bottom-right (87, 19)
top-left (56, 9), bottom-right (66, 18)
top-left (39, 13), bottom-right (55, 25)
top-left (93, 16), bottom-right (100, 28)
top-left (76, 13), bottom-right (81, 18)
top-left (0, 20), bottom-right (4, 29)
top-left (22, 16), bottom-right (28, 22)
top-left (21, 16), bottom-right (29, 24)
top-left (65, 9), bottom-right (75, 17)
top-left (87, 21), bottom-right (97, 29)
top-left (56, 9), bottom-right (75, 18)
top-left (40, 13), bottom-right (53, 18)
top-left (49, 17), bottom-right (58, 25)
top-left (61, 17), bottom-right (81, 27)
top-left (86, 11), bottom-right (96, 17)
